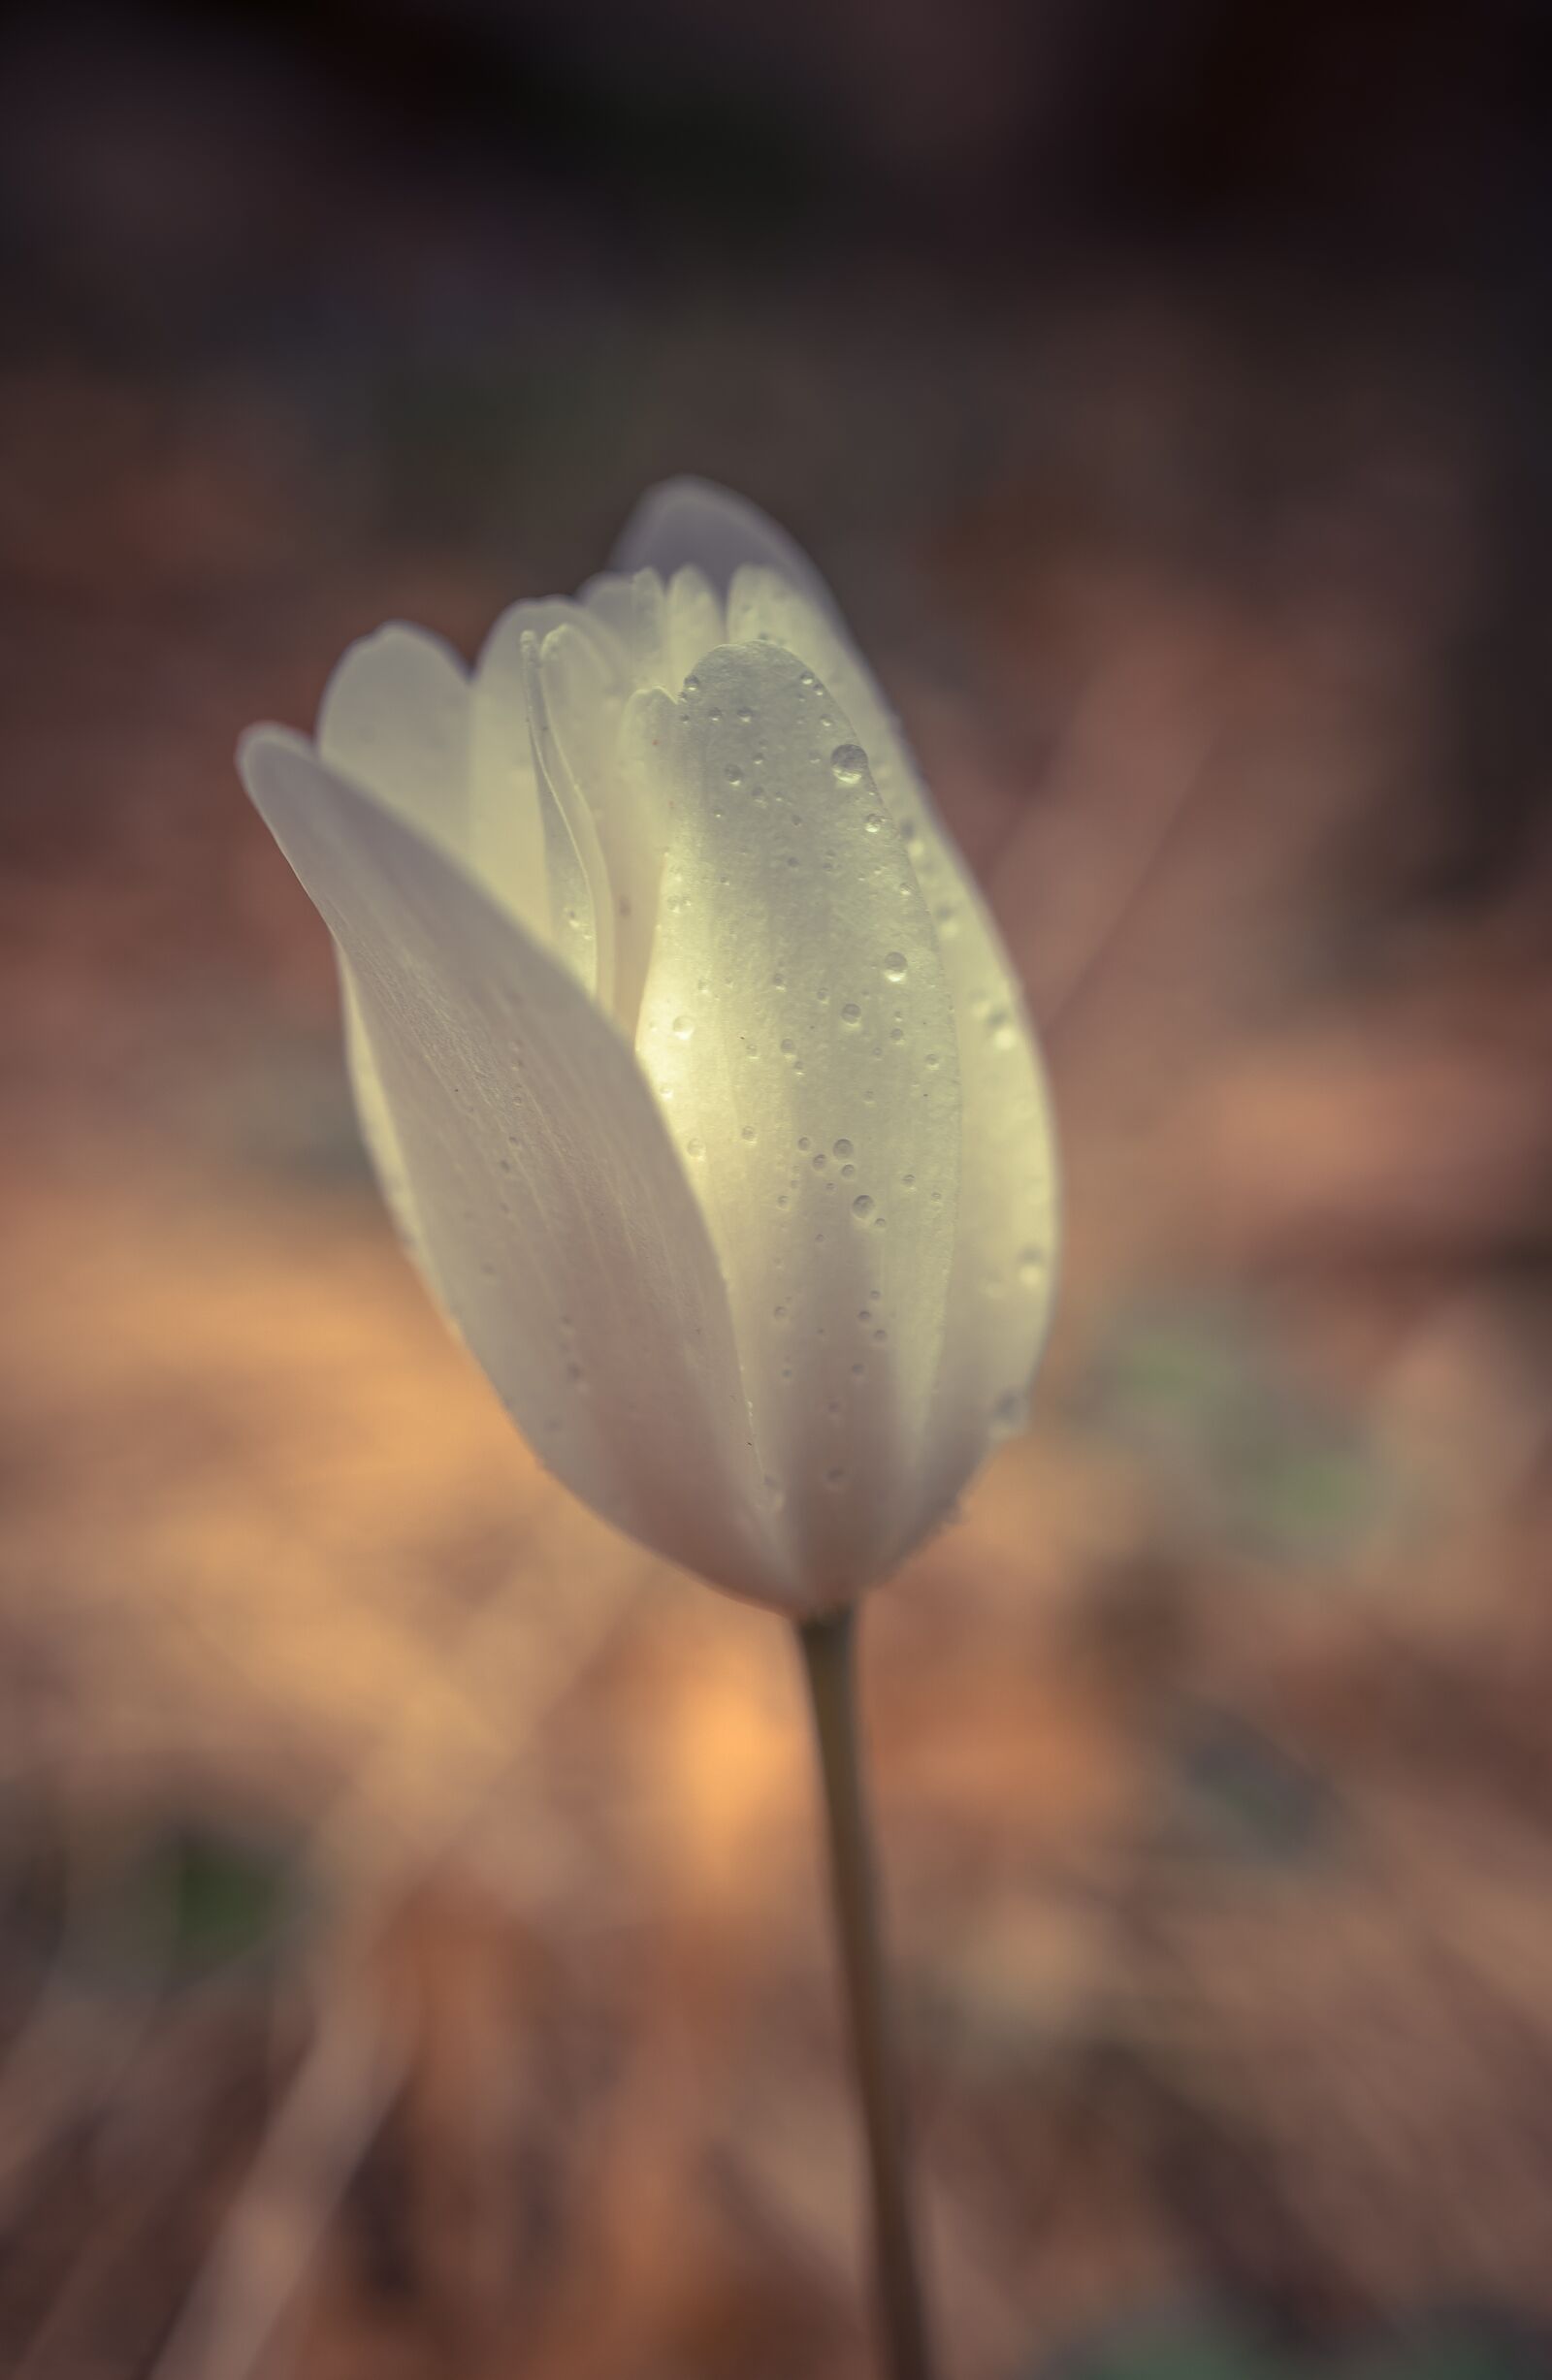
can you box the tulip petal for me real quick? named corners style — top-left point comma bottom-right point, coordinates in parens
top-left (520, 632), bottom-right (612, 1006)
top-left (720, 572), bottom-right (1060, 1552)
top-left (316, 623), bottom-right (473, 866)
top-left (534, 622), bottom-right (666, 1036)
top-left (239, 725), bottom-right (792, 1607)
top-left (902, 876), bottom-right (1059, 1555)
top-left (611, 477), bottom-right (842, 629)
top-left (469, 599), bottom-right (606, 947)
top-left (628, 645), bottom-right (962, 1603)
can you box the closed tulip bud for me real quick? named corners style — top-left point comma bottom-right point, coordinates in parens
top-left (240, 479), bottom-right (1057, 1617)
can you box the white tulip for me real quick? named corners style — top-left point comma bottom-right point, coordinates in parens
top-left (240, 479), bottom-right (1057, 1617)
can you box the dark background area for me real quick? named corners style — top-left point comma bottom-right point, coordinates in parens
top-left (2, 4), bottom-right (1551, 2376)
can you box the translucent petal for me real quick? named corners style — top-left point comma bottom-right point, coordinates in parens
top-left (628, 645), bottom-right (962, 1604)
top-left (238, 725), bottom-right (792, 1608)
top-left (520, 631), bottom-right (611, 1005)
top-left (317, 625), bottom-right (472, 860)
top-left (469, 598), bottom-right (606, 944)
top-left (611, 477), bottom-right (842, 628)
top-left (534, 622), bottom-right (665, 1037)
top-left (663, 564), bottom-right (724, 691)
top-left (577, 568), bottom-right (668, 691)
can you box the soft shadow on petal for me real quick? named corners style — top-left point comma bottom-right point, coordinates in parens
top-left (521, 632), bottom-right (612, 1006)
top-left (535, 623), bottom-right (665, 1039)
top-left (628, 645), bottom-right (962, 1604)
top-left (470, 598), bottom-right (606, 945)
top-left (318, 624), bottom-right (473, 860)
top-left (238, 725), bottom-right (793, 1609)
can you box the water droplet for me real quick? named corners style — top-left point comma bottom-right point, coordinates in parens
top-left (684, 1137), bottom-right (705, 1159)
top-left (872, 1328), bottom-right (889, 1343)
top-left (840, 1162), bottom-right (857, 1178)
top-left (863, 812), bottom-right (884, 835)
top-left (1017, 1246), bottom-right (1046, 1287)
top-left (740, 1124), bottom-right (757, 1142)
top-left (773, 1303), bottom-right (788, 1321)
top-left (736, 706), bottom-right (754, 724)
top-left (830, 744), bottom-right (868, 787)
top-left (832, 1138), bottom-right (854, 1159)
top-left (824, 1465), bottom-right (848, 1490)
top-left (812, 1152), bottom-right (827, 1170)
top-left (781, 1038), bottom-right (797, 1059)
top-left (726, 764), bottom-right (744, 788)
top-left (882, 951), bottom-right (907, 982)
top-left (671, 1013), bottom-right (694, 1040)
top-left (987, 1009), bottom-right (1018, 1050)
top-left (852, 1194), bottom-right (875, 1219)
top-left (840, 1003), bottom-right (862, 1026)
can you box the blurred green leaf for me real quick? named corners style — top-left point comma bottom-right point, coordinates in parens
top-left (1076, 1301), bottom-right (1391, 1563)
top-left (1039, 2305), bottom-right (1547, 2380)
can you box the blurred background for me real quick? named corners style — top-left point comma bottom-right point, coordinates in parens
top-left (3, 2), bottom-right (1552, 2375)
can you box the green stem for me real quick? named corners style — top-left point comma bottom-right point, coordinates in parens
top-left (797, 1602), bottom-right (938, 2380)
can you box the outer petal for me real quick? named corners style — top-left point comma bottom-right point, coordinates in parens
top-left (719, 572), bottom-right (1060, 1556)
top-left (317, 624), bottom-right (472, 861)
top-left (611, 477), bottom-right (843, 630)
top-left (629, 645), bottom-right (962, 1606)
top-left (238, 725), bottom-right (792, 1608)
top-left (901, 874), bottom-right (1059, 1558)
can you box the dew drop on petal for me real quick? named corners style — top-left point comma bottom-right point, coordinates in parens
top-left (832, 1138), bottom-right (854, 1159)
top-left (672, 1013), bottom-right (694, 1040)
top-left (840, 1003), bottom-right (862, 1026)
top-left (882, 951), bottom-right (907, 982)
top-left (852, 1194), bottom-right (875, 1219)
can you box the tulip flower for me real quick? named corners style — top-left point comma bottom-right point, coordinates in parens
top-left (239, 478), bottom-right (1057, 2380)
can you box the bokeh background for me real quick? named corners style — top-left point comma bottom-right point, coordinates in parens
top-left (3, 3), bottom-right (1552, 2375)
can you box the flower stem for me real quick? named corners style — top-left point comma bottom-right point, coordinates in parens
top-left (796, 1602), bottom-right (938, 2380)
